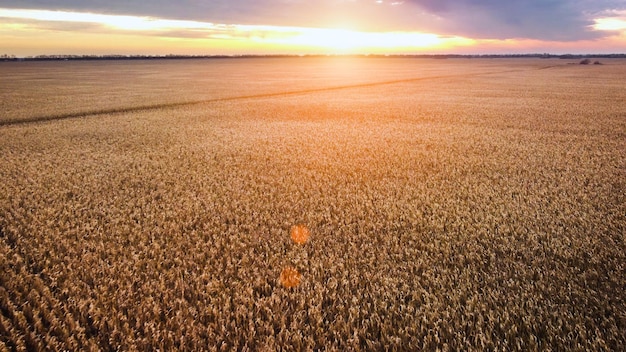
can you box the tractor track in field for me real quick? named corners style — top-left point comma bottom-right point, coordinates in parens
top-left (0, 65), bottom-right (558, 127)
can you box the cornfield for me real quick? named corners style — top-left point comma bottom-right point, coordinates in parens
top-left (0, 57), bottom-right (625, 350)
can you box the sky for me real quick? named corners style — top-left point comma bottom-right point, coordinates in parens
top-left (1, 0), bottom-right (626, 56)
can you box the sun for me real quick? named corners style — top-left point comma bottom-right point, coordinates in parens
top-left (306, 29), bottom-right (368, 52)
top-left (271, 27), bottom-right (454, 53)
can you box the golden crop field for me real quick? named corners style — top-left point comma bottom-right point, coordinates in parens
top-left (0, 57), bottom-right (625, 350)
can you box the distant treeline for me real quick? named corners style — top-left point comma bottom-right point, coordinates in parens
top-left (2, 53), bottom-right (626, 61)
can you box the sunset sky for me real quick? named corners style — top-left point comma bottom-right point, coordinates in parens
top-left (1, 1), bottom-right (626, 56)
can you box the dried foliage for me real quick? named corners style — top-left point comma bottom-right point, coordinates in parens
top-left (0, 58), bottom-right (625, 350)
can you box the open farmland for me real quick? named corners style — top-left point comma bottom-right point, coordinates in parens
top-left (0, 57), bottom-right (625, 350)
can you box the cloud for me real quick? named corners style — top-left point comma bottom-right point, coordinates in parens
top-left (404, 0), bottom-right (626, 40)
top-left (0, 7), bottom-right (470, 53)
top-left (593, 9), bottom-right (626, 33)
top-left (0, 8), bottom-right (298, 42)
top-left (1, 0), bottom-right (625, 41)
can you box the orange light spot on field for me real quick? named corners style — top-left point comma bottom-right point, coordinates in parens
top-left (290, 224), bottom-right (310, 245)
top-left (279, 267), bottom-right (302, 288)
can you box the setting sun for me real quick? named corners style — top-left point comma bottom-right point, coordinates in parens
top-left (269, 28), bottom-right (470, 52)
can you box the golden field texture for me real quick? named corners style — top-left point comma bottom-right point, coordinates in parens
top-left (0, 58), bottom-right (625, 350)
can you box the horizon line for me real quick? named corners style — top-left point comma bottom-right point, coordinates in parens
top-left (2, 53), bottom-right (626, 61)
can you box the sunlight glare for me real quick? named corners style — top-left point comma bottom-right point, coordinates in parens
top-left (264, 28), bottom-right (459, 52)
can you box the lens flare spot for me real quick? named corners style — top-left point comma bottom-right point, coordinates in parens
top-left (279, 267), bottom-right (302, 288)
top-left (290, 224), bottom-right (310, 245)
